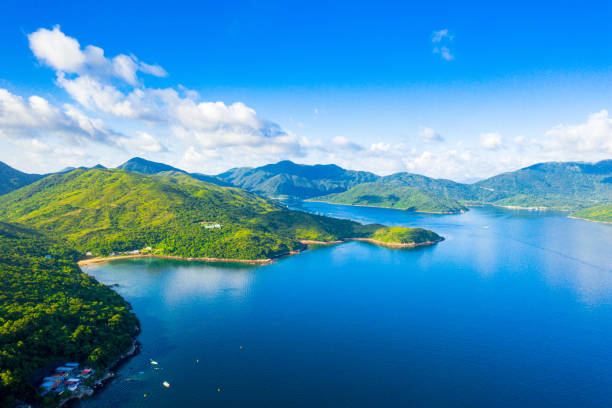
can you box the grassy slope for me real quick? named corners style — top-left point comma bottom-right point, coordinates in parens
top-left (312, 182), bottom-right (467, 213)
top-left (571, 204), bottom-right (612, 223)
top-left (0, 169), bottom-right (441, 259)
top-left (0, 222), bottom-right (138, 406)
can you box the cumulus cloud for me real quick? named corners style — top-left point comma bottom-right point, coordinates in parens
top-left (0, 88), bottom-right (118, 144)
top-left (419, 126), bottom-right (445, 143)
top-left (480, 132), bottom-right (503, 150)
top-left (18, 25), bottom-right (304, 169)
top-left (28, 25), bottom-right (167, 85)
top-left (118, 131), bottom-right (167, 153)
top-left (432, 29), bottom-right (454, 61)
top-left (541, 110), bottom-right (612, 155)
top-left (331, 136), bottom-right (363, 151)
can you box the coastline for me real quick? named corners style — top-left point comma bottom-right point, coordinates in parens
top-left (568, 215), bottom-right (612, 225)
top-left (305, 199), bottom-right (465, 214)
top-left (79, 236), bottom-right (444, 268)
top-left (60, 326), bottom-right (141, 407)
top-left (78, 253), bottom-right (274, 266)
top-left (489, 203), bottom-right (554, 211)
top-left (300, 237), bottom-right (444, 248)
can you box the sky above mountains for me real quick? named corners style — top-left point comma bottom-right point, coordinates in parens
top-left (0, 0), bottom-right (611, 181)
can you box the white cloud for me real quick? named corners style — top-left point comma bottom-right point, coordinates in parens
top-left (419, 126), bottom-right (445, 143)
top-left (139, 62), bottom-right (168, 78)
top-left (432, 29), bottom-right (454, 61)
top-left (480, 132), bottom-right (503, 150)
top-left (542, 110), bottom-right (612, 155)
top-left (331, 136), bottom-right (363, 151)
top-left (433, 46), bottom-right (454, 61)
top-left (28, 25), bottom-right (86, 72)
top-left (432, 29), bottom-right (452, 43)
top-left (28, 25), bottom-right (167, 84)
top-left (118, 131), bottom-right (166, 153)
top-left (0, 88), bottom-right (117, 144)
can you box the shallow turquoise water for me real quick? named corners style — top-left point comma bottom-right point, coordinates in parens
top-left (78, 204), bottom-right (612, 407)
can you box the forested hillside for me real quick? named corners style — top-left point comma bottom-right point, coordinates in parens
top-left (312, 182), bottom-right (467, 213)
top-left (473, 160), bottom-right (612, 210)
top-left (0, 169), bottom-right (440, 259)
top-left (309, 159), bottom-right (612, 214)
top-left (571, 204), bottom-right (612, 223)
top-left (217, 160), bottom-right (379, 199)
top-left (0, 222), bottom-right (138, 406)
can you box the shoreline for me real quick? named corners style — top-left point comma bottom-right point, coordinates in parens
top-left (300, 237), bottom-right (444, 248)
top-left (305, 199), bottom-right (465, 214)
top-left (61, 326), bottom-right (141, 407)
top-left (79, 236), bottom-right (444, 268)
top-left (78, 253), bottom-right (274, 266)
top-left (568, 216), bottom-right (612, 225)
top-left (489, 203), bottom-right (554, 211)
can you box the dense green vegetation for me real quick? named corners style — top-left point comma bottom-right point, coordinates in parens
top-left (217, 160), bottom-right (379, 199)
top-left (571, 204), bottom-right (612, 223)
top-left (5, 158), bottom-right (611, 216)
top-left (0, 169), bottom-right (438, 259)
top-left (312, 181), bottom-right (467, 213)
top-left (370, 226), bottom-right (442, 244)
top-left (472, 160), bottom-right (612, 210)
top-left (118, 157), bottom-right (229, 186)
top-left (0, 161), bottom-right (42, 195)
top-left (309, 160), bottom-right (612, 213)
top-left (0, 222), bottom-right (138, 407)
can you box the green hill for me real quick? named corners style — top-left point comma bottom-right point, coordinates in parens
top-left (0, 169), bottom-right (441, 259)
top-left (571, 204), bottom-right (612, 223)
top-left (0, 222), bottom-right (138, 406)
top-left (473, 160), bottom-right (612, 210)
top-left (311, 181), bottom-right (467, 213)
top-left (0, 161), bottom-right (42, 195)
top-left (117, 157), bottom-right (230, 186)
top-left (310, 159), bottom-right (612, 214)
top-left (217, 160), bottom-right (379, 199)
top-left (217, 159), bottom-right (612, 214)
top-left (380, 173), bottom-right (476, 202)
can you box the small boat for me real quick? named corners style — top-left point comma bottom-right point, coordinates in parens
top-left (163, 381), bottom-right (170, 388)
top-left (150, 360), bottom-right (158, 365)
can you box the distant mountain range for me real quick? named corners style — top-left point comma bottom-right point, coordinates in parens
top-left (1, 157), bottom-right (611, 222)
top-left (216, 160), bottom-right (379, 199)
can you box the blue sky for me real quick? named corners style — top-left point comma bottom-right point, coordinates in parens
top-left (1, 0), bottom-right (611, 180)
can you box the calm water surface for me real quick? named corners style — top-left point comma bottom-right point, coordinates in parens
top-left (78, 204), bottom-right (612, 407)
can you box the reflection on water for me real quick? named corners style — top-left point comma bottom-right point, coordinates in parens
top-left (79, 205), bottom-right (612, 408)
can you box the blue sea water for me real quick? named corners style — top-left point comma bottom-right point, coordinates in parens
top-left (78, 204), bottom-right (612, 407)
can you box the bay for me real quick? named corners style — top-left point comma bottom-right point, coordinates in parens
top-left (78, 204), bottom-right (612, 407)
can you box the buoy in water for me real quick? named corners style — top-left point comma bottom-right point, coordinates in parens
top-left (163, 381), bottom-right (170, 388)
top-left (217, 387), bottom-right (221, 392)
